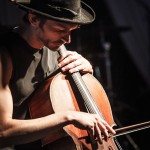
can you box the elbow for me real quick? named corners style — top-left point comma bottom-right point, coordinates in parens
top-left (0, 121), bottom-right (16, 148)
top-left (0, 130), bottom-right (12, 148)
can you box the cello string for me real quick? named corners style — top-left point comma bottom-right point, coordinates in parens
top-left (71, 72), bottom-right (121, 150)
top-left (72, 72), bottom-right (104, 118)
top-left (72, 73), bottom-right (150, 149)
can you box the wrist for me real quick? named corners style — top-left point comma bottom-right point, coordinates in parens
top-left (64, 111), bottom-right (76, 125)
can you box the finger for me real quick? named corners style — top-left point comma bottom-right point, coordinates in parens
top-left (97, 121), bottom-right (109, 142)
top-left (102, 121), bottom-right (116, 135)
top-left (95, 124), bottom-right (103, 144)
top-left (58, 50), bottom-right (74, 63)
top-left (70, 58), bottom-right (93, 74)
top-left (66, 51), bottom-right (79, 57)
top-left (58, 56), bottom-right (72, 68)
top-left (58, 52), bottom-right (79, 68)
top-left (59, 51), bottom-right (78, 61)
top-left (68, 64), bottom-right (84, 73)
top-left (88, 126), bottom-right (95, 144)
top-left (66, 59), bottom-right (84, 73)
top-left (60, 55), bottom-right (84, 72)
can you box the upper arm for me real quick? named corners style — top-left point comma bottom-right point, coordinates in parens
top-left (0, 46), bottom-right (13, 127)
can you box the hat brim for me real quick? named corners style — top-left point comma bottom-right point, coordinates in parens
top-left (17, 1), bottom-right (95, 25)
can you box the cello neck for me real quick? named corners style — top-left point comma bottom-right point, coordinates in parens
top-left (71, 72), bottom-right (103, 116)
top-left (58, 45), bottom-right (103, 116)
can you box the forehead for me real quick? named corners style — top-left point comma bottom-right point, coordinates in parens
top-left (45, 19), bottom-right (79, 29)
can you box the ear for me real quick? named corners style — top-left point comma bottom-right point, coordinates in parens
top-left (28, 12), bottom-right (40, 27)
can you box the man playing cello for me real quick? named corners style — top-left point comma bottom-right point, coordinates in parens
top-left (0, 0), bottom-right (116, 149)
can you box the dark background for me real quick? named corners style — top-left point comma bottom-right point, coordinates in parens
top-left (0, 0), bottom-right (150, 149)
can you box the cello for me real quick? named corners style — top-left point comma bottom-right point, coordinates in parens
top-left (28, 46), bottom-right (150, 149)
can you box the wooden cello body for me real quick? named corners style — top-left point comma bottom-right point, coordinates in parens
top-left (29, 72), bottom-right (118, 149)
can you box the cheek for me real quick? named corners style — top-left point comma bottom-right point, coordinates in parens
top-left (40, 33), bottom-right (61, 49)
top-left (39, 25), bottom-right (62, 42)
top-left (43, 32), bottom-right (61, 42)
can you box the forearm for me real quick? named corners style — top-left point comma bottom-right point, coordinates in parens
top-left (0, 87), bottom-right (71, 148)
top-left (0, 110), bottom-right (70, 148)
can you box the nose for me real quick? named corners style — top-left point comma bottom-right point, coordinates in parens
top-left (62, 32), bottom-right (71, 44)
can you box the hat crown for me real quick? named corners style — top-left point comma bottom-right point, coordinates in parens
top-left (13, 0), bottom-right (95, 24)
top-left (31, 0), bottom-right (80, 15)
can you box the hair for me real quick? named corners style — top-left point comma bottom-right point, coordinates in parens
top-left (22, 11), bottom-right (47, 28)
top-left (22, 13), bottom-right (30, 24)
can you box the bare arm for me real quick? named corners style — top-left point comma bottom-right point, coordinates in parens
top-left (0, 89), bottom-right (115, 148)
top-left (0, 91), bottom-right (71, 147)
top-left (0, 49), bottom-right (70, 147)
top-left (0, 48), bottom-right (115, 148)
top-left (0, 53), bottom-right (73, 148)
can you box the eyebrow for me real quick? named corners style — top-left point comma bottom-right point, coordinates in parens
top-left (55, 22), bottom-right (79, 30)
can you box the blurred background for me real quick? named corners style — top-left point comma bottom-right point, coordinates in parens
top-left (0, 0), bottom-right (150, 149)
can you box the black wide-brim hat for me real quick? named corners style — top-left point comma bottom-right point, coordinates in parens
top-left (12, 0), bottom-right (95, 25)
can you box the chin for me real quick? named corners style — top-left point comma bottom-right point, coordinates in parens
top-left (45, 44), bottom-right (59, 51)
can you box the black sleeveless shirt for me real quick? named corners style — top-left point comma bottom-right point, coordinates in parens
top-left (2, 31), bottom-right (59, 120)
top-left (0, 31), bottom-right (60, 149)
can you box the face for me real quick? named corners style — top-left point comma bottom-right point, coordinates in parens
top-left (36, 19), bottom-right (79, 50)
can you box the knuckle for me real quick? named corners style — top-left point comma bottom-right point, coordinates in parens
top-left (73, 51), bottom-right (77, 55)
